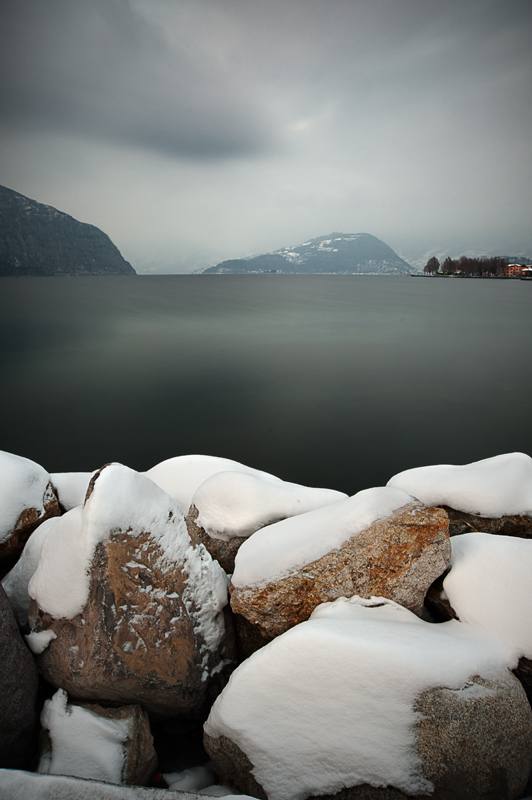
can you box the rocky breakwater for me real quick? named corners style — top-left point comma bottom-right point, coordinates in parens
top-left (1, 449), bottom-right (532, 798)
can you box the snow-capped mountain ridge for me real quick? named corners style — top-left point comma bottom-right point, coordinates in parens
top-left (204, 233), bottom-right (411, 274)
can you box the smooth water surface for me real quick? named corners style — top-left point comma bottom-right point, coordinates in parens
top-left (1, 275), bottom-right (531, 495)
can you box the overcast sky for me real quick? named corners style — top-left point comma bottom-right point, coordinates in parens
top-left (1, 0), bottom-right (531, 271)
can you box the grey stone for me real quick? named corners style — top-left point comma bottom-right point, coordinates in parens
top-left (0, 585), bottom-right (38, 768)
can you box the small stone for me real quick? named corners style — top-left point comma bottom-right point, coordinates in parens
top-left (38, 691), bottom-right (157, 786)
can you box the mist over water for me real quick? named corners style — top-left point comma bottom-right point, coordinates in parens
top-left (1, 275), bottom-right (531, 496)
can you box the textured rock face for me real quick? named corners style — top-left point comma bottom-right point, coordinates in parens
top-left (0, 184), bottom-right (136, 276)
top-left (28, 464), bottom-right (235, 717)
top-left (230, 502), bottom-right (450, 644)
top-left (411, 673), bottom-right (532, 800)
top-left (0, 586), bottom-right (38, 768)
top-left (187, 505), bottom-right (247, 574)
top-left (30, 527), bottom-right (233, 716)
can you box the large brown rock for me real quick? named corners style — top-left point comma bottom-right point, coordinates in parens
top-left (27, 464), bottom-right (235, 716)
top-left (0, 585), bottom-right (38, 768)
top-left (230, 502), bottom-right (450, 647)
top-left (0, 451), bottom-right (60, 574)
top-left (38, 690), bottom-right (157, 785)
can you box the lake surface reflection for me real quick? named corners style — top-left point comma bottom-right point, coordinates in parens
top-left (1, 275), bottom-right (531, 496)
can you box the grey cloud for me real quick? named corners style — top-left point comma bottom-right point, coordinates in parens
top-left (0, 0), bottom-right (274, 158)
top-left (1, 0), bottom-right (531, 265)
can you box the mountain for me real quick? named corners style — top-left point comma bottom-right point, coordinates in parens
top-left (0, 185), bottom-right (135, 276)
top-left (203, 233), bottom-right (411, 275)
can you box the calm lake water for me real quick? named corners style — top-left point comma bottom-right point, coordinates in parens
top-left (1, 275), bottom-right (531, 496)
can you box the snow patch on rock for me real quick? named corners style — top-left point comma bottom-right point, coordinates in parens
top-left (2, 516), bottom-right (60, 626)
top-left (50, 472), bottom-right (95, 511)
top-left (38, 689), bottom-right (129, 784)
top-left (0, 450), bottom-right (52, 543)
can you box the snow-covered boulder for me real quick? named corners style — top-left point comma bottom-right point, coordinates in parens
top-left (2, 516), bottom-right (60, 628)
top-left (187, 471), bottom-right (346, 573)
top-left (144, 454), bottom-right (283, 514)
top-left (38, 689), bottom-right (157, 786)
top-left (27, 463), bottom-right (235, 716)
top-left (0, 451), bottom-right (60, 569)
top-left (440, 532), bottom-right (532, 703)
top-left (204, 597), bottom-right (532, 800)
top-left (0, 585), bottom-right (38, 769)
top-left (388, 452), bottom-right (532, 519)
top-left (229, 489), bottom-right (450, 651)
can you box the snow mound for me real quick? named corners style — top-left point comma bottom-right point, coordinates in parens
top-left (443, 532), bottom-right (532, 663)
top-left (144, 454), bottom-right (283, 513)
top-left (0, 450), bottom-right (52, 544)
top-left (205, 596), bottom-right (508, 800)
top-left (50, 472), bottom-right (95, 511)
top-left (387, 452), bottom-right (532, 517)
top-left (231, 486), bottom-right (413, 588)
top-left (38, 689), bottom-right (129, 784)
top-left (2, 516), bottom-right (60, 626)
top-left (193, 471), bottom-right (346, 541)
top-left (28, 464), bottom-right (229, 654)
top-left (163, 763), bottom-right (216, 792)
top-left (25, 629), bottom-right (57, 654)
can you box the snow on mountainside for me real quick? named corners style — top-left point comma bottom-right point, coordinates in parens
top-left (203, 233), bottom-right (412, 274)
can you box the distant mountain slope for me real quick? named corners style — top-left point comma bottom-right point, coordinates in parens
top-left (203, 233), bottom-right (411, 274)
top-left (0, 185), bottom-right (135, 276)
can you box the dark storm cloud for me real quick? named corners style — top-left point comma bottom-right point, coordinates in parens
top-left (0, 0), bottom-right (273, 158)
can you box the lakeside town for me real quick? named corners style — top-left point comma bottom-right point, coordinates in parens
top-left (419, 255), bottom-right (532, 279)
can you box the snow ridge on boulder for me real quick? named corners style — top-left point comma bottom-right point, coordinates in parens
top-left (388, 452), bottom-right (532, 518)
top-left (0, 451), bottom-right (60, 567)
top-left (229, 490), bottom-right (451, 645)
